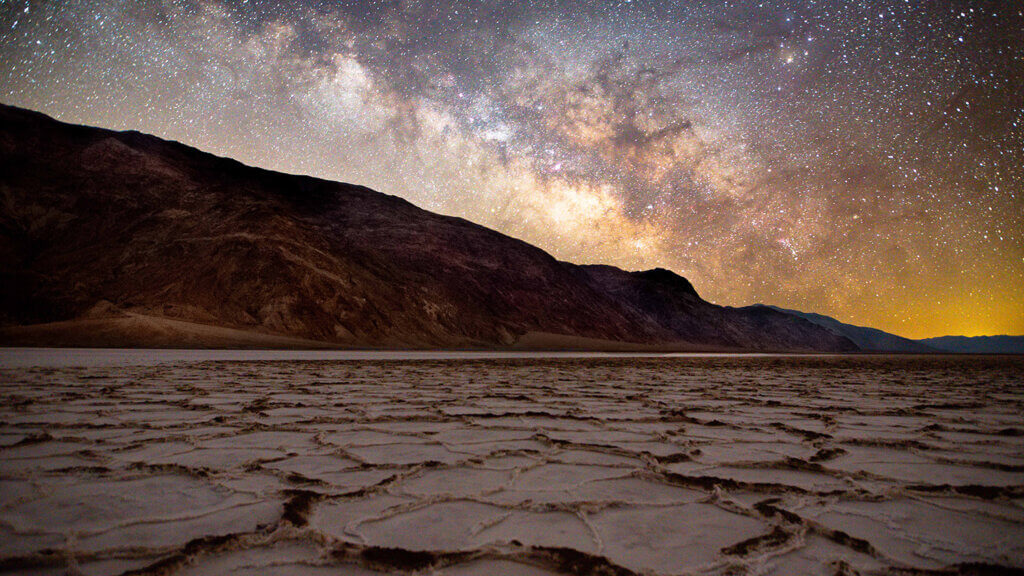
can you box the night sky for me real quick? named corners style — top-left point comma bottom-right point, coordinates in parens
top-left (2, 0), bottom-right (1021, 338)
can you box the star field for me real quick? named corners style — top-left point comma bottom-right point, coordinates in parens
top-left (1, 0), bottom-right (1021, 338)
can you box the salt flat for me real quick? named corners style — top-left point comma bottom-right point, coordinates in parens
top-left (0, 354), bottom-right (1022, 575)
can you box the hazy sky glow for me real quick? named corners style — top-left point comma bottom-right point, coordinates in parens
top-left (2, 0), bottom-right (1022, 338)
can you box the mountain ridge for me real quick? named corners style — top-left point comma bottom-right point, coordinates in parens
top-left (918, 335), bottom-right (1024, 354)
top-left (0, 103), bottom-right (856, 351)
top-left (762, 305), bottom-right (1024, 354)
top-left (762, 305), bottom-right (937, 353)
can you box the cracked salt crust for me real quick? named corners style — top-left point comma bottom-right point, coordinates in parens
top-left (0, 354), bottom-right (1022, 575)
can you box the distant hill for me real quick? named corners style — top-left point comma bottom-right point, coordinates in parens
top-left (918, 336), bottom-right (1024, 354)
top-left (762, 306), bottom-right (937, 353)
top-left (0, 104), bottom-right (856, 351)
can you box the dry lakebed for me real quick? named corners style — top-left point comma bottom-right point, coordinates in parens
top-left (0, 351), bottom-right (1022, 575)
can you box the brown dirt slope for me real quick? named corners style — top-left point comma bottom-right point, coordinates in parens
top-left (0, 104), bottom-right (856, 351)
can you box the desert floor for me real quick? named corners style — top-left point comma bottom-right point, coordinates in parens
top-left (1, 352), bottom-right (1022, 575)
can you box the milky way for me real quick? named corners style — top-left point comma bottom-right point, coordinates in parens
top-left (1, 0), bottom-right (1021, 338)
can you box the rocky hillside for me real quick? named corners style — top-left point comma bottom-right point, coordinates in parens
top-left (918, 335), bottom-right (1024, 354)
top-left (584, 267), bottom-right (857, 351)
top-left (763, 306), bottom-right (937, 353)
top-left (0, 104), bottom-right (856, 351)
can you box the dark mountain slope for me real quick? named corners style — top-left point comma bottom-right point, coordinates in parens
top-left (918, 335), bottom-right (1024, 354)
top-left (763, 305), bottom-right (936, 353)
top-left (0, 104), bottom-right (855, 351)
top-left (585, 266), bottom-right (856, 351)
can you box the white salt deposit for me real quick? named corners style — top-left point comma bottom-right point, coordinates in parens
top-left (0, 353), bottom-right (1022, 574)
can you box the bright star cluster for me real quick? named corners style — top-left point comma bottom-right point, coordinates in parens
top-left (1, 0), bottom-right (1022, 338)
